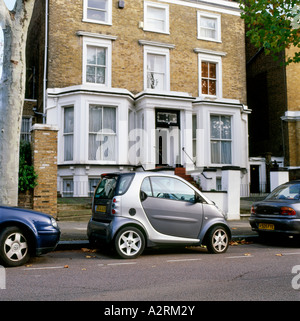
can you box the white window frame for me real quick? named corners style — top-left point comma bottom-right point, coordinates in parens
top-left (144, 45), bottom-right (170, 91)
top-left (83, 0), bottom-right (112, 25)
top-left (82, 36), bottom-right (112, 87)
top-left (198, 53), bottom-right (222, 98)
top-left (88, 104), bottom-right (117, 162)
top-left (210, 114), bottom-right (232, 165)
top-left (63, 106), bottom-right (74, 162)
top-left (197, 11), bottom-right (221, 43)
top-left (144, 1), bottom-right (169, 34)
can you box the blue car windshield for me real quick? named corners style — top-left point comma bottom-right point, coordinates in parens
top-left (265, 183), bottom-right (300, 200)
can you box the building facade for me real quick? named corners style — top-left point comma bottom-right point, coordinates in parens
top-left (25, 0), bottom-right (250, 197)
top-left (246, 41), bottom-right (300, 194)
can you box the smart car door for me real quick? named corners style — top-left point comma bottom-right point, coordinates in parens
top-left (140, 176), bottom-right (204, 239)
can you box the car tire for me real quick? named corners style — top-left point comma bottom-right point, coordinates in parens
top-left (114, 227), bottom-right (145, 259)
top-left (206, 225), bottom-right (229, 254)
top-left (0, 226), bottom-right (31, 267)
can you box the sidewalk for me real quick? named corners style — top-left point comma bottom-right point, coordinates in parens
top-left (56, 217), bottom-right (258, 251)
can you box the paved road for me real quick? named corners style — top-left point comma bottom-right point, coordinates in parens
top-left (1, 240), bottom-right (300, 301)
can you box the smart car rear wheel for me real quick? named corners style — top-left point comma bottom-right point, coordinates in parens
top-left (0, 226), bottom-right (31, 267)
top-left (206, 226), bottom-right (229, 254)
top-left (115, 227), bottom-right (145, 259)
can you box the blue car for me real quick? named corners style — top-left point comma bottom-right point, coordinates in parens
top-left (0, 206), bottom-right (60, 267)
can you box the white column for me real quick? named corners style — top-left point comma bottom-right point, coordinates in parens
top-left (222, 167), bottom-right (241, 220)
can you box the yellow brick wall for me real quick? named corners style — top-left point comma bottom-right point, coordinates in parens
top-left (47, 0), bottom-right (246, 103)
top-left (31, 125), bottom-right (58, 217)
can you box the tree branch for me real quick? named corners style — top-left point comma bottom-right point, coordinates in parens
top-left (0, 0), bottom-right (11, 28)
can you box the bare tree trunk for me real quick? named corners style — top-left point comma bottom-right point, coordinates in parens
top-left (0, 0), bottom-right (35, 205)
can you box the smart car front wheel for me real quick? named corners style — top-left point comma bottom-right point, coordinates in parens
top-left (206, 226), bottom-right (229, 254)
top-left (115, 227), bottom-right (145, 259)
top-left (0, 226), bottom-right (31, 267)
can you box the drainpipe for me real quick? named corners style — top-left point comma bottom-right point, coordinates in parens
top-left (43, 0), bottom-right (49, 124)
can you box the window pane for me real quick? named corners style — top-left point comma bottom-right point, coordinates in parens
top-left (141, 177), bottom-right (153, 197)
top-left (96, 67), bottom-right (105, 84)
top-left (89, 105), bottom-right (102, 132)
top-left (146, 6), bottom-right (166, 32)
top-left (201, 79), bottom-right (208, 95)
top-left (211, 141), bottom-right (220, 164)
top-left (221, 116), bottom-right (231, 139)
top-left (201, 62), bottom-right (208, 77)
top-left (86, 46), bottom-right (106, 84)
top-left (147, 54), bottom-right (166, 90)
top-left (64, 135), bottom-right (74, 161)
top-left (150, 176), bottom-right (195, 202)
top-left (97, 48), bottom-right (106, 65)
top-left (64, 107), bottom-right (74, 134)
top-left (209, 63), bottom-right (216, 78)
top-left (209, 80), bottom-right (216, 95)
top-left (103, 107), bottom-right (116, 132)
top-left (88, 0), bottom-right (107, 10)
top-left (87, 0), bottom-right (107, 22)
top-left (221, 141), bottom-right (231, 164)
top-left (211, 116), bottom-right (220, 139)
top-left (200, 16), bottom-right (217, 39)
top-left (87, 47), bottom-right (96, 64)
top-left (89, 106), bottom-right (116, 161)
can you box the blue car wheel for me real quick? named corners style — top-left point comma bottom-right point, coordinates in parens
top-left (0, 226), bottom-right (31, 267)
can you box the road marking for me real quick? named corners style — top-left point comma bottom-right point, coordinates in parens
top-left (167, 258), bottom-right (202, 263)
top-left (281, 252), bottom-right (300, 256)
top-left (226, 255), bottom-right (253, 259)
top-left (98, 262), bottom-right (138, 267)
top-left (23, 266), bottom-right (66, 271)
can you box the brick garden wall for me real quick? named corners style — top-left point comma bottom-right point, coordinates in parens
top-left (31, 124), bottom-right (58, 218)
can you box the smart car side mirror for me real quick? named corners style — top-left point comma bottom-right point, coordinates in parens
top-left (140, 191), bottom-right (148, 202)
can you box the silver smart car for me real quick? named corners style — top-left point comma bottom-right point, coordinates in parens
top-left (87, 172), bottom-right (231, 259)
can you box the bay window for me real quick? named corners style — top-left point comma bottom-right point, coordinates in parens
top-left (89, 105), bottom-right (116, 161)
top-left (210, 115), bottom-right (232, 164)
top-left (63, 106), bottom-right (74, 161)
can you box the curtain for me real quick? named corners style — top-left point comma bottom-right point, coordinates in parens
top-left (210, 115), bottom-right (232, 164)
top-left (89, 105), bottom-right (116, 161)
top-left (200, 16), bottom-right (216, 39)
top-left (147, 54), bottom-right (165, 90)
top-left (64, 107), bottom-right (74, 161)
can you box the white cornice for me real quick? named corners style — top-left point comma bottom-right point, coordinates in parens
top-left (194, 48), bottom-right (227, 56)
top-left (76, 31), bottom-right (118, 41)
top-left (138, 39), bottom-right (175, 49)
top-left (158, 0), bottom-right (241, 16)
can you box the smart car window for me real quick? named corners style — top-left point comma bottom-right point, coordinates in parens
top-left (116, 174), bottom-right (134, 195)
top-left (94, 176), bottom-right (117, 199)
top-left (140, 177), bottom-right (153, 197)
top-left (150, 176), bottom-right (195, 202)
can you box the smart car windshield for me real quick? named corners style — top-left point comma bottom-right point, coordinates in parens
top-left (94, 174), bottom-right (134, 199)
top-left (265, 183), bottom-right (300, 200)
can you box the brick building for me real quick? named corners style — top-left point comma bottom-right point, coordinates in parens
top-left (24, 0), bottom-right (250, 197)
top-left (247, 42), bottom-right (300, 193)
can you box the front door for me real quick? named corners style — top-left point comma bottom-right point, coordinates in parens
top-left (155, 110), bottom-right (181, 167)
top-left (140, 176), bottom-right (203, 239)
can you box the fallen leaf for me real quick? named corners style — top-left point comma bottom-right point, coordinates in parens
top-left (82, 268), bottom-right (87, 271)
